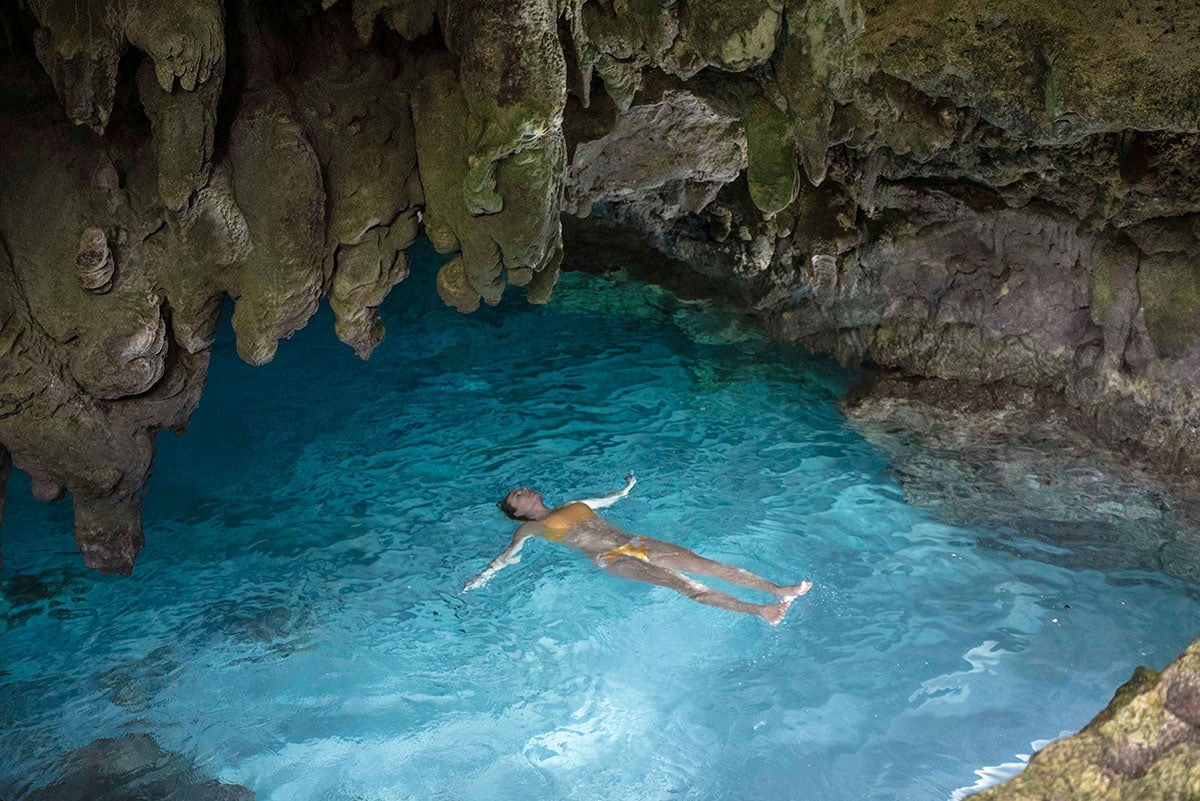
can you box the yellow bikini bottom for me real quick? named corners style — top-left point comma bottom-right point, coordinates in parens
top-left (602, 539), bottom-right (649, 561)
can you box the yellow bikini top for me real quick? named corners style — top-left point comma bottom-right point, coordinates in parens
top-left (540, 502), bottom-right (596, 541)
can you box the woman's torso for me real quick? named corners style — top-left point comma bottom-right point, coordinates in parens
top-left (539, 503), bottom-right (631, 556)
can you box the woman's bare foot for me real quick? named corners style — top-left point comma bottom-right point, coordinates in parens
top-left (775, 580), bottom-right (813, 601)
top-left (759, 598), bottom-right (794, 625)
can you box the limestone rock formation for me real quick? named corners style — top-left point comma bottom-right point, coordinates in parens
top-left (7, 0), bottom-right (1197, 581)
top-left (414, 65), bottom-right (564, 312)
top-left (0, 0), bottom-right (1195, 583)
top-left (970, 639), bottom-right (1200, 800)
top-left (564, 89), bottom-right (746, 221)
top-left (225, 85), bottom-right (326, 365)
top-left (283, 26), bottom-right (422, 356)
top-left (843, 373), bottom-right (1200, 583)
top-left (557, 0), bottom-right (1200, 483)
top-left (0, 0), bottom-right (574, 573)
top-left (75, 227), bottom-right (116, 293)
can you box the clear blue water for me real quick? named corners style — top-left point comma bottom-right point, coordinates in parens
top-left (2, 241), bottom-right (1199, 800)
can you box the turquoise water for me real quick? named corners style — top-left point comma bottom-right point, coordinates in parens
top-left (2, 242), bottom-right (1199, 800)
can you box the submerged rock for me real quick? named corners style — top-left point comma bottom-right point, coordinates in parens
top-left (2, 567), bottom-right (94, 629)
top-left (844, 372), bottom-right (1200, 797)
top-left (24, 733), bottom-right (254, 801)
top-left (843, 372), bottom-right (1200, 582)
top-left (95, 645), bottom-right (183, 709)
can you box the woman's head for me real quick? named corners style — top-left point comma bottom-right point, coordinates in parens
top-left (499, 487), bottom-right (549, 521)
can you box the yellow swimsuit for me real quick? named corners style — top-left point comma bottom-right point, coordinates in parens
top-left (540, 503), bottom-right (650, 561)
top-left (602, 539), bottom-right (650, 561)
top-left (540, 502), bottom-right (598, 542)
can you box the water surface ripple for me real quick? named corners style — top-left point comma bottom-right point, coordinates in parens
top-left (2, 244), bottom-right (1198, 800)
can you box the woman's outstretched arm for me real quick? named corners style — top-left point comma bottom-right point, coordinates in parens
top-left (462, 524), bottom-right (538, 591)
top-left (577, 472), bottom-right (637, 510)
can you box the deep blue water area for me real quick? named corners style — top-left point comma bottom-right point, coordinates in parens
top-left (2, 241), bottom-right (1199, 800)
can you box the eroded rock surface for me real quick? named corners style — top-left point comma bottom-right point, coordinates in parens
top-left (0, 1), bottom-right (571, 572)
top-left (0, 0), bottom-right (1196, 581)
top-left (970, 639), bottom-right (1200, 801)
top-left (841, 375), bottom-right (1200, 799)
top-left (844, 372), bottom-right (1200, 583)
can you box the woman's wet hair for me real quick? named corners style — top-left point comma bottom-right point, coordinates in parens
top-left (498, 491), bottom-right (534, 521)
top-left (497, 495), bottom-right (521, 520)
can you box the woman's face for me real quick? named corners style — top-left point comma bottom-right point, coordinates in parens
top-left (504, 487), bottom-right (545, 519)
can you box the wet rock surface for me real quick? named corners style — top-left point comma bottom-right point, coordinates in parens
top-left (1, 567), bottom-right (94, 630)
top-left (844, 372), bottom-right (1200, 583)
top-left (969, 639), bottom-right (1200, 801)
top-left (843, 372), bottom-right (1200, 799)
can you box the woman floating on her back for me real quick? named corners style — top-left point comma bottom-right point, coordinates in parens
top-left (464, 473), bottom-right (811, 624)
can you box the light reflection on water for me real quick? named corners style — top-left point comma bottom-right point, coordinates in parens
top-left (2, 240), bottom-right (1198, 800)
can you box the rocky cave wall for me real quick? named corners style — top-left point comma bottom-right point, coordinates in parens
top-left (2, 1), bottom-right (1200, 796)
top-left (3, 0), bottom-right (1199, 577)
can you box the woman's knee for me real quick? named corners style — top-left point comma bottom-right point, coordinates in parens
top-left (681, 582), bottom-right (714, 601)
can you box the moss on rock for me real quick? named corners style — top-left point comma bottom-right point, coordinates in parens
top-left (743, 95), bottom-right (799, 216)
top-left (135, 58), bottom-right (223, 211)
top-left (862, 0), bottom-right (1200, 141)
top-left (442, 0), bottom-right (567, 216)
top-left (679, 0), bottom-right (782, 72)
top-left (414, 67), bottom-right (564, 309)
top-left (227, 88), bottom-right (326, 366)
top-left (1137, 253), bottom-right (1200, 360)
top-left (284, 15), bottom-right (422, 357)
top-left (971, 641), bottom-right (1200, 800)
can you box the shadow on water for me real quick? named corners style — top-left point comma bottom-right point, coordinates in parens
top-left (1, 567), bottom-right (95, 630)
top-left (21, 733), bottom-right (254, 801)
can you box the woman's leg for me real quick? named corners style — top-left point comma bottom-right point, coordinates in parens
top-left (602, 555), bottom-right (792, 623)
top-left (642, 540), bottom-right (812, 600)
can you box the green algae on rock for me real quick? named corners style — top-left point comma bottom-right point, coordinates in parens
top-left (970, 640), bottom-right (1200, 800)
top-left (743, 94), bottom-right (800, 217)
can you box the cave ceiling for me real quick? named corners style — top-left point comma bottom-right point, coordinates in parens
top-left (0, 0), bottom-right (1197, 578)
